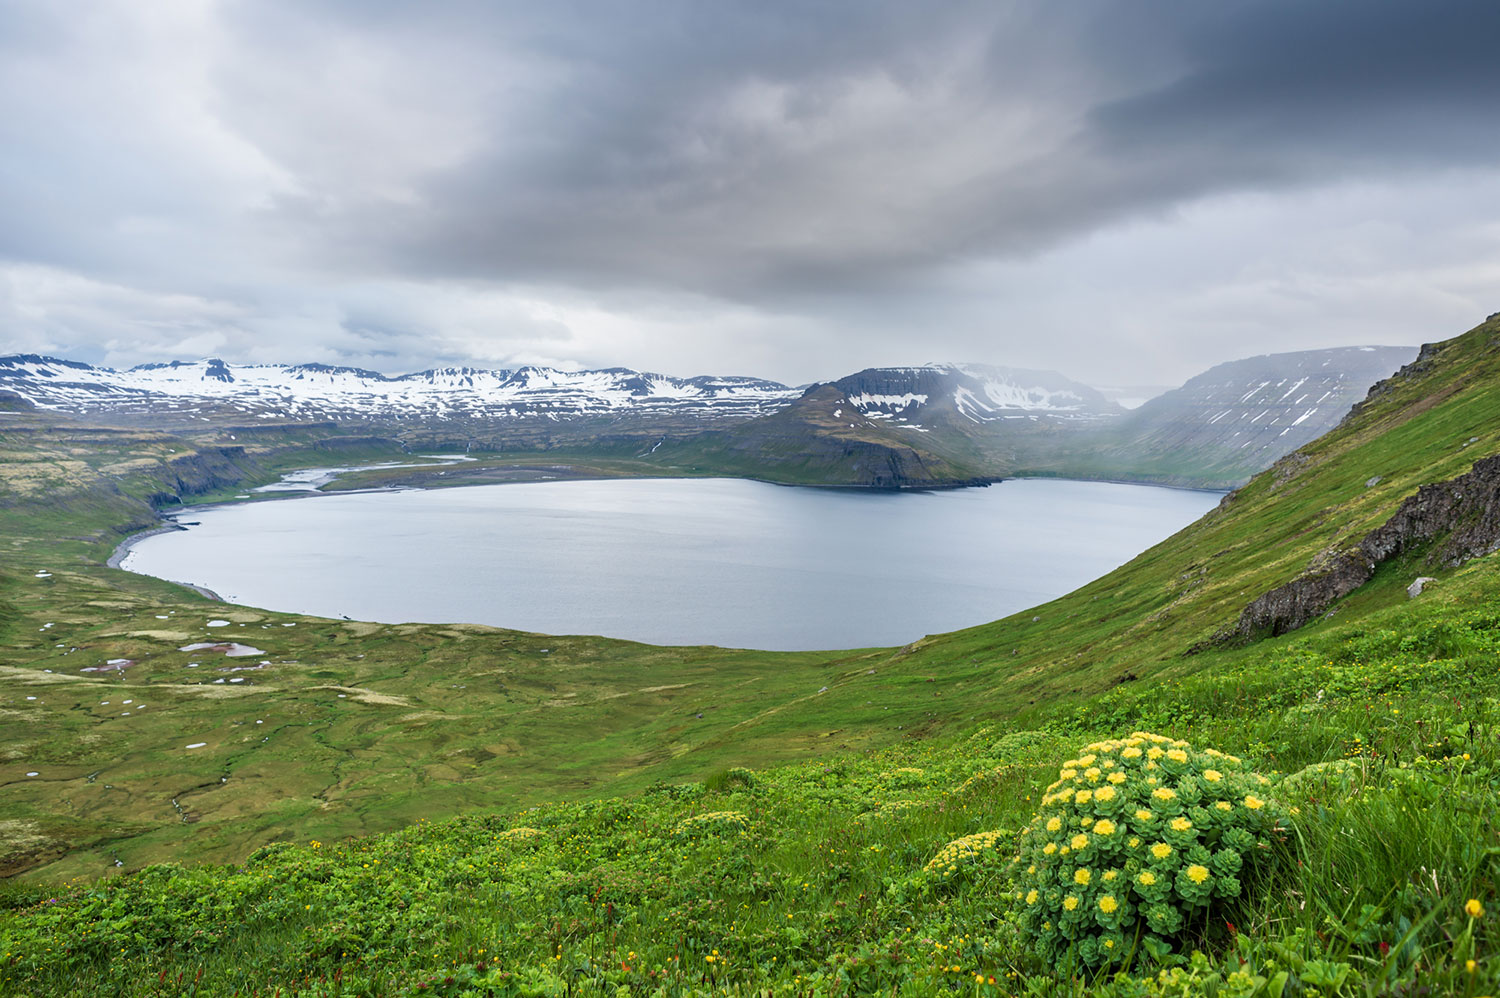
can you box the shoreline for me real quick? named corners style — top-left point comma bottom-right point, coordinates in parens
top-left (108, 521), bottom-right (224, 602)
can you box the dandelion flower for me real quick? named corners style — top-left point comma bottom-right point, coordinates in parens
top-left (1466, 898), bottom-right (1485, 918)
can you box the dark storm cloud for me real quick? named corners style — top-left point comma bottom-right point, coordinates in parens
top-left (1091, 2), bottom-right (1500, 193)
top-left (233, 0), bottom-right (1500, 300)
top-left (2, 1), bottom-right (1498, 382)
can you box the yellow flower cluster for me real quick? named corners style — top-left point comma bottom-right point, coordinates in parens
top-left (1014, 731), bottom-right (1283, 969)
top-left (497, 827), bottom-right (544, 841)
top-left (924, 828), bottom-right (1009, 878)
top-left (672, 810), bottom-right (750, 839)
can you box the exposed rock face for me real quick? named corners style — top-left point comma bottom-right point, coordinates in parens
top-left (1408, 577), bottom-right (1437, 598)
top-left (1235, 454), bottom-right (1500, 638)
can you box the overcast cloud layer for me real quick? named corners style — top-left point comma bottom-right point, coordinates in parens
top-left (2, 0), bottom-right (1498, 386)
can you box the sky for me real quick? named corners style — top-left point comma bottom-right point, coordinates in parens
top-left (1, 1), bottom-right (1498, 389)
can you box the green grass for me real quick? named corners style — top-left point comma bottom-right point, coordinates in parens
top-left (2, 572), bottom-right (1497, 994)
top-left (1, 316), bottom-right (1499, 993)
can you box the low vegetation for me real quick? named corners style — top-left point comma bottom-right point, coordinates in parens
top-left (1, 317), bottom-right (1497, 993)
top-left (2, 567), bottom-right (1497, 994)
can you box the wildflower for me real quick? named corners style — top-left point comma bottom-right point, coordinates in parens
top-left (1152, 787), bottom-right (1177, 802)
top-left (1203, 770), bottom-right (1222, 782)
top-left (1214, 801), bottom-right (1232, 811)
top-left (1102, 869), bottom-right (1119, 881)
top-left (1135, 808), bottom-right (1154, 822)
top-left (1166, 749), bottom-right (1188, 764)
top-left (1466, 898), bottom-right (1485, 919)
top-left (1243, 795), bottom-right (1264, 810)
top-left (1094, 785), bottom-right (1117, 802)
top-left (1025, 890), bottom-right (1039, 905)
top-left (1169, 817), bottom-right (1193, 833)
top-left (1121, 747), bottom-right (1142, 760)
top-left (1092, 819), bottom-right (1116, 836)
top-left (1186, 865), bottom-right (1211, 884)
top-left (1074, 868), bottom-right (1092, 885)
top-left (1107, 772), bottom-right (1127, 784)
top-left (1150, 843), bottom-right (1173, 860)
top-left (1046, 817), bottom-right (1062, 832)
top-left (1098, 895), bottom-right (1119, 914)
top-left (1137, 871), bottom-right (1157, 887)
top-left (1071, 833), bottom-right (1090, 850)
top-left (1075, 789), bottom-right (1094, 805)
top-left (1063, 895), bottom-right (1080, 911)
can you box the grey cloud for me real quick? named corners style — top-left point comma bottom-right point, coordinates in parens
top-left (233, 0), bottom-right (1500, 303)
top-left (1, 1), bottom-right (1498, 384)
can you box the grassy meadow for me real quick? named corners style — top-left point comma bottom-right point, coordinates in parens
top-left (1, 316), bottom-right (1498, 993)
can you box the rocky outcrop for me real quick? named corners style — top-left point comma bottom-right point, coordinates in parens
top-left (1233, 454), bottom-right (1500, 638)
top-left (146, 447), bottom-right (264, 506)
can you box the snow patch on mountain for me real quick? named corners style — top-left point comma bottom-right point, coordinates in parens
top-left (0, 355), bottom-right (800, 423)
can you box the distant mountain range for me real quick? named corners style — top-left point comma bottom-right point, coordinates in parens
top-left (0, 355), bottom-right (798, 424)
top-left (0, 346), bottom-right (1417, 488)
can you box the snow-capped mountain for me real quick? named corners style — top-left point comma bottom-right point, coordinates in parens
top-left (1061, 345), bottom-right (1420, 487)
top-left (829, 364), bottom-right (1122, 430)
top-left (0, 356), bottom-right (800, 425)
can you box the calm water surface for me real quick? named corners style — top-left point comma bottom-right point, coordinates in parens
top-left (122, 478), bottom-right (1218, 650)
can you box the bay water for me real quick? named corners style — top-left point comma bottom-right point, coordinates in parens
top-left (122, 477), bottom-right (1218, 650)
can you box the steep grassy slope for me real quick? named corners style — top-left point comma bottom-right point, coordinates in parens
top-left (2, 555), bottom-right (1497, 996)
top-left (2, 317), bottom-right (1498, 885)
top-left (1, 315), bottom-right (1499, 995)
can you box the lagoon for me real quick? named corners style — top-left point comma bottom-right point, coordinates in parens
top-left (121, 477), bottom-right (1219, 651)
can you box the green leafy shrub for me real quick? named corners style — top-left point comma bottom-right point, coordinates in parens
top-left (1011, 731), bottom-right (1285, 969)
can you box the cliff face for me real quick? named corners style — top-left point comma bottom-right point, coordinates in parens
top-left (1235, 453), bottom-right (1500, 637)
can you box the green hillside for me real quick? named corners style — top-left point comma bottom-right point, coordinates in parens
top-left (1, 316), bottom-right (1498, 994)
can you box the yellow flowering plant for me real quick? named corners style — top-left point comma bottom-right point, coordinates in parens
top-left (1011, 732), bottom-right (1285, 968)
top-left (923, 828), bottom-right (1014, 885)
top-left (671, 810), bottom-right (751, 840)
